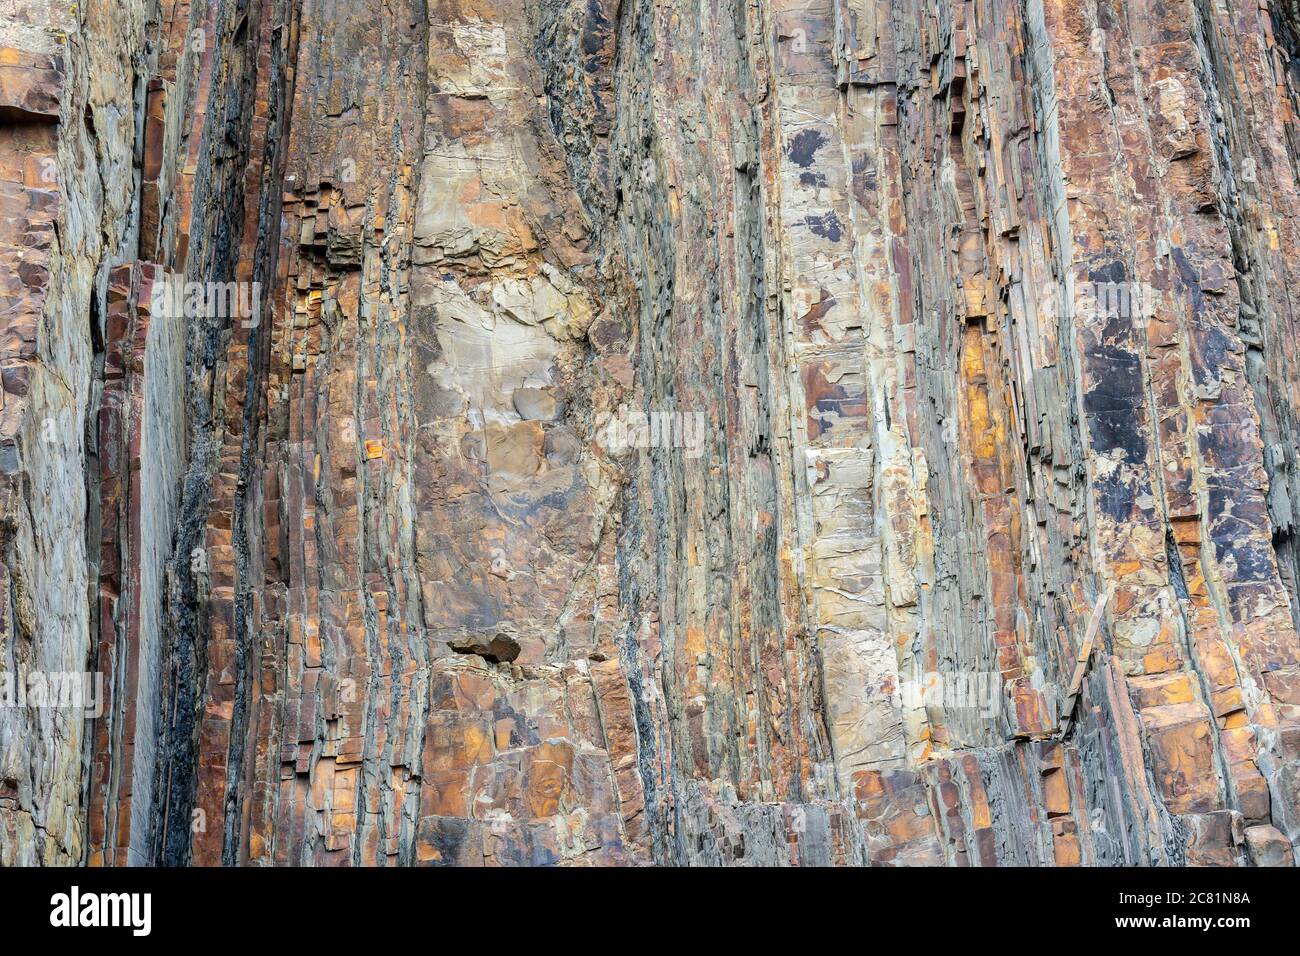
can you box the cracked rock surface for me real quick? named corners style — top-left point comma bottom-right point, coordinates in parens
top-left (2, 0), bottom-right (1300, 866)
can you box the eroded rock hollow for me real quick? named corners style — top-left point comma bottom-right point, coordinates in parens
top-left (3, 0), bottom-right (1300, 867)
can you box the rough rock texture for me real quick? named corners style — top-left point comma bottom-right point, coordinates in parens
top-left (4, 0), bottom-right (1300, 866)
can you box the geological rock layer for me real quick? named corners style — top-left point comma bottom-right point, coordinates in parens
top-left (2, 0), bottom-right (1300, 866)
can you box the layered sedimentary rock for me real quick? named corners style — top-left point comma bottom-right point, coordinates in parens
top-left (4, 0), bottom-right (1300, 867)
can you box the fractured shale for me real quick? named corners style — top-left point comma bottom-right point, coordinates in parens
top-left (1, 0), bottom-right (1299, 867)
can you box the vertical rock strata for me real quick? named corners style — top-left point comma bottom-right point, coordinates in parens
top-left (2, 0), bottom-right (1300, 866)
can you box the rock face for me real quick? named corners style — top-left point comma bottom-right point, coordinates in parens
top-left (3, 0), bottom-right (1300, 867)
